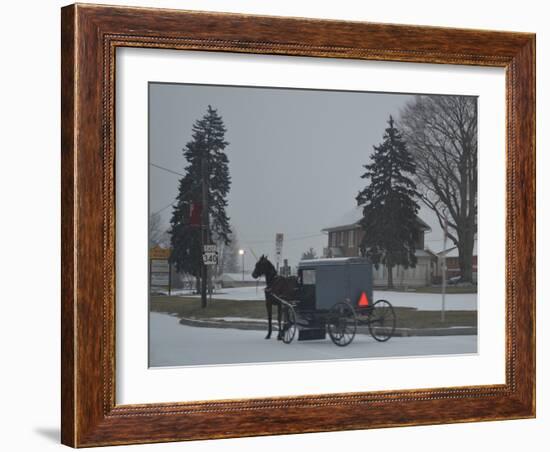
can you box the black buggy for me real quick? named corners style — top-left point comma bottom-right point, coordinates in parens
top-left (272, 258), bottom-right (396, 346)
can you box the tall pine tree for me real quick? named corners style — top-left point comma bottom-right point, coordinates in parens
top-left (169, 106), bottom-right (232, 289)
top-left (356, 115), bottom-right (419, 288)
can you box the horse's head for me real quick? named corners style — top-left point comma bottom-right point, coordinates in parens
top-left (252, 255), bottom-right (275, 280)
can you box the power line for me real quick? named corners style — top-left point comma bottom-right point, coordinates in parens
top-left (150, 162), bottom-right (185, 177)
top-left (150, 163), bottom-right (204, 216)
top-left (286, 233), bottom-right (325, 242)
top-left (152, 199), bottom-right (177, 215)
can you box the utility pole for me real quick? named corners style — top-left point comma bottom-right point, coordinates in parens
top-left (200, 139), bottom-right (209, 309)
top-left (239, 249), bottom-right (245, 281)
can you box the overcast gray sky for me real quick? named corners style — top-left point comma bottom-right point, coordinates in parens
top-left (149, 83), bottom-right (444, 269)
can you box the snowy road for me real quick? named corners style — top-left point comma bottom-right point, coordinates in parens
top-left (149, 312), bottom-right (477, 367)
top-left (172, 286), bottom-right (477, 311)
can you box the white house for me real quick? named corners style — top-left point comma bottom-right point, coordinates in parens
top-left (434, 240), bottom-right (478, 283)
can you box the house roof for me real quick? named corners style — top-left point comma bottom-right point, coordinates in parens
top-left (436, 241), bottom-right (478, 258)
top-left (415, 249), bottom-right (436, 258)
top-left (298, 257), bottom-right (370, 268)
top-left (322, 206), bottom-right (431, 233)
top-left (321, 206), bottom-right (364, 232)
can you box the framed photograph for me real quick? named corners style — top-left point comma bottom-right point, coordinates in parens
top-left (61, 3), bottom-right (535, 447)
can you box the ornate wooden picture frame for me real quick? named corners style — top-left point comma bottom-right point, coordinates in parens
top-left (61, 3), bottom-right (535, 447)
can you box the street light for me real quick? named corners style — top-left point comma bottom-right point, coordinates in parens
top-left (238, 249), bottom-right (245, 281)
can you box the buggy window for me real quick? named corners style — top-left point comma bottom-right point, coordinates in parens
top-left (301, 269), bottom-right (316, 285)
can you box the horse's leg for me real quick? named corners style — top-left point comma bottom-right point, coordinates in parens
top-left (276, 301), bottom-right (283, 340)
top-left (265, 297), bottom-right (272, 339)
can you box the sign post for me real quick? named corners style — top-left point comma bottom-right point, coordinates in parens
top-left (275, 233), bottom-right (284, 271)
top-left (441, 217), bottom-right (448, 323)
top-left (149, 246), bottom-right (172, 296)
top-left (200, 146), bottom-right (210, 309)
top-left (202, 245), bottom-right (218, 304)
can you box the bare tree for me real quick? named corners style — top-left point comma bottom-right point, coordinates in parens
top-left (149, 212), bottom-right (170, 248)
top-left (301, 247), bottom-right (318, 260)
top-left (400, 95), bottom-right (477, 282)
top-left (216, 224), bottom-right (240, 276)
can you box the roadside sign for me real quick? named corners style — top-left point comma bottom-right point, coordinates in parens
top-left (151, 260), bottom-right (169, 272)
top-left (150, 246), bottom-right (171, 259)
top-left (203, 245), bottom-right (218, 265)
top-left (149, 256), bottom-right (171, 295)
top-left (151, 272), bottom-right (170, 286)
top-left (202, 253), bottom-right (218, 265)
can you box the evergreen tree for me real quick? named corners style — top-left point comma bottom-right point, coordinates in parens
top-left (356, 115), bottom-right (419, 288)
top-left (169, 106), bottom-right (232, 287)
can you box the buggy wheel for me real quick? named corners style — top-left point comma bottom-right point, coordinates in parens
top-left (327, 302), bottom-right (357, 347)
top-left (281, 305), bottom-right (297, 344)
top-left (368, 300), bottom-right (396, 342)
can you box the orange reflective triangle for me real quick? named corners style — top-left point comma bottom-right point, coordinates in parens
top-left (358, 291), bottom-right (369, 307)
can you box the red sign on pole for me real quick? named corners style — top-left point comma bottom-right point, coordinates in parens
top-left (189, 202), bottom-right (202, 226)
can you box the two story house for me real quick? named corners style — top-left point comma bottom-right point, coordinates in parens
top-left (322, 207), bottom-right (435, 288)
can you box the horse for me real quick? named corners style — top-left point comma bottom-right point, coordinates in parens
top-left (252, 255), bottom-right (298, 340)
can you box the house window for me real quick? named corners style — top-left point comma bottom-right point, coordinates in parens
top-left (413, 229), bottom-right (424, 249)
top-left (348, 230), bottom-right (355, 248)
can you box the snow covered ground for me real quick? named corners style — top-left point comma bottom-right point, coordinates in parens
top-left (172, 286), bottom-right (477, 311)
top-left (171, 286), bottom-right (267, 301)
top-left (374, 290), bottom-right (477, 311)
top-left (149, 312), bottom-right (477, 367)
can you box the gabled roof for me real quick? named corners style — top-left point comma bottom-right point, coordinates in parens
top-left (322, 206), bottom-right (431, 233)
top-left (321, 206), bottom-right (363, 232)
top-left (414, 216), bottom-right (431, 231)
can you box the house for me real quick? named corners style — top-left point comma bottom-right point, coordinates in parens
top-left (321, 207), bottom-right (435, 288)
top-left (435, 241), bottom-right (478, 283)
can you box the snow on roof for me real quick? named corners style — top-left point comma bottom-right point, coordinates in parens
top-left (436, 241), bottom-right (478, 257)
top-left (300, 257), bottom-right (353, 264)
top-left (298, 258), bottom-right (370, 268)
top-left (321, 206), bottom-right (363, 231)
top-left (415, 249), bottom-right (435, 258)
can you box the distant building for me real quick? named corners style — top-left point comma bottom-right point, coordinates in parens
top-left (321, 207), bottom-right (435, 288)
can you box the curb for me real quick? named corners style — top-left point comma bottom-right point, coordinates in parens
top-left (390, 327), bottom-right (477, 337)
top-left (178, 317), bottom-right (268, 331)
top-left (177, 316), bottom-right (477, 337)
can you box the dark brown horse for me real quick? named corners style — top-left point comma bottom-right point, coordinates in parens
top-left (252, 255), bottom-right (298, 339)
